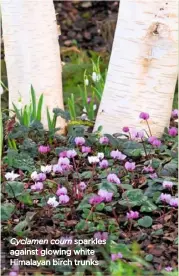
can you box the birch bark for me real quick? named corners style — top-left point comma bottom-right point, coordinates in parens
top-left (1, 0), bottom-right (65, 130)
top-left (94, 0), bottom-right (178, 137)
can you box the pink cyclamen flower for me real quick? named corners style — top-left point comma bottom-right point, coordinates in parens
top-left (58, 157), bottom-right (70, 167)
top-left (165, 266), bottom-right (173, 272)
top-left (127, 210), bottom-right (139, 220)
top-left (125, 161), bottom-right (136, 171)
top-left (89, 195), bottom-right (103, 205)
top-left (171, 109), bottom-right (178, 119)
top-left (169, 198), bottom-right (178, 208)
top-left (99, 136), bottom-right (109, 145)
top-left (123, 126), bottom-right (129, 133)
top-left (160, 193), bottom-right (172, 204)
top-left (136, 130), bottom-right (144, 139)
top-left (168, 127), bottom-right (178, 137)
top-left (107, 174), bottom-right (120, 185)
top-left (66, 149), bottom-right (77, 158)
top-left (53, 164), bottom-right (63, 174)
top-left (143, 166), bottom-right (154, 173)
top-left (163, 181), bottom-right (173, 189)
top-left (31, 182), bottom-right (43, 191)
top-left (139, 112), bottom-right (149, 120)
top-left (31, 172), bottom-right (46, 182)
top-left (111, 252), bottom-right (123, 261)
top-left (9, 272), bottom-right (18, 276)
top-left (130, 129), bottom-right (145, 140)
top-left (99, 159), bottom-right (109, 169)
top-left (98, 189), bottom-right (113, 202)
top-left (75, 137), bottom-right (85, 146)
top-left (38, 145), bottom-right (50, 154)
top-left (59, 194), bottom-right (70, 204)
top-left (81, 146), bottom-right (91, 153)
top-left (59, 151), bottom-right (68, 158)
top-left (78, 182), bottom-right (87, 191)
top-left (148, 136), bottom-right (157, 144)
top-left (149, 173), bottom-right (157, 179)
top-left (37, 173), bottom-right (46, 182)
top-left (152, 139), bottom-right (161, 147)
top-left (110, 150), bottom-right (126, 160)
top-left (56, 186), bottom-right (68, 196)
top-left (12, 265), bottom-right (19, 272)
top-left (94, 232), bottom-right (108, 241)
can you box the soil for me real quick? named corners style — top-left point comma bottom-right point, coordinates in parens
top-left (54, 1), bottom-right (119, 52)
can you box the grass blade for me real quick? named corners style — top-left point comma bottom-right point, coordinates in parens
top-left (47, 107), bottom-right (52, 131)
top-left (30, 85), bottom-right (36, 120)
top-left (36, 94), bottom-right (44, 121)
top-left (12, 103), bottom-right (22, 123)
top-left (23, 106), bottom-right (29, 126)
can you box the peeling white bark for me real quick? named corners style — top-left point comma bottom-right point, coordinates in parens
top-left (1, 0), bottom-right (65, 130)
top-left (94, 0), bottom-right (178, 137)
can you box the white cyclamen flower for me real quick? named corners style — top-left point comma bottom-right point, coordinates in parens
top-left (88, 156), bottom-right (100, 164)
top-left (97, 152), bottom-right (104, 160)
top-left (41, 165), bottom-right (52, 173)
top-left (31, 171), bottom-right (38, 181)
top-left (47, 197), bottom-right (59, 208)
top-left (5, 171), bottom-right (20, 181)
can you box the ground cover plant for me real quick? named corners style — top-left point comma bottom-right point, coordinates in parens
top-left (1, 92), bottom-right (178, 275)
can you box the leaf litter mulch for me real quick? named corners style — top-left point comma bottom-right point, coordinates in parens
top-left (1, 111), bottom-right (178, 275)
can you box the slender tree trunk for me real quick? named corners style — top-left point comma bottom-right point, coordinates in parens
top-left (1, 0), bottom-right (65, 130)
top-left (94, 0), bottom-right (178, 137)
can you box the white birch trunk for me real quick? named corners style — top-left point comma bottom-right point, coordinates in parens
top-left (94, 0), bottom-right (178, 137)
top-left (1, 0), bottom-right (65, 130)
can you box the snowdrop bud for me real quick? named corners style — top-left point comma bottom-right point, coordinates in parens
top-left (93, 104), bottom-right (97, 111)
top-left (92, 72), bottom-right (97, 82)
top-left (84, 78), bottom-right (89, 86)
